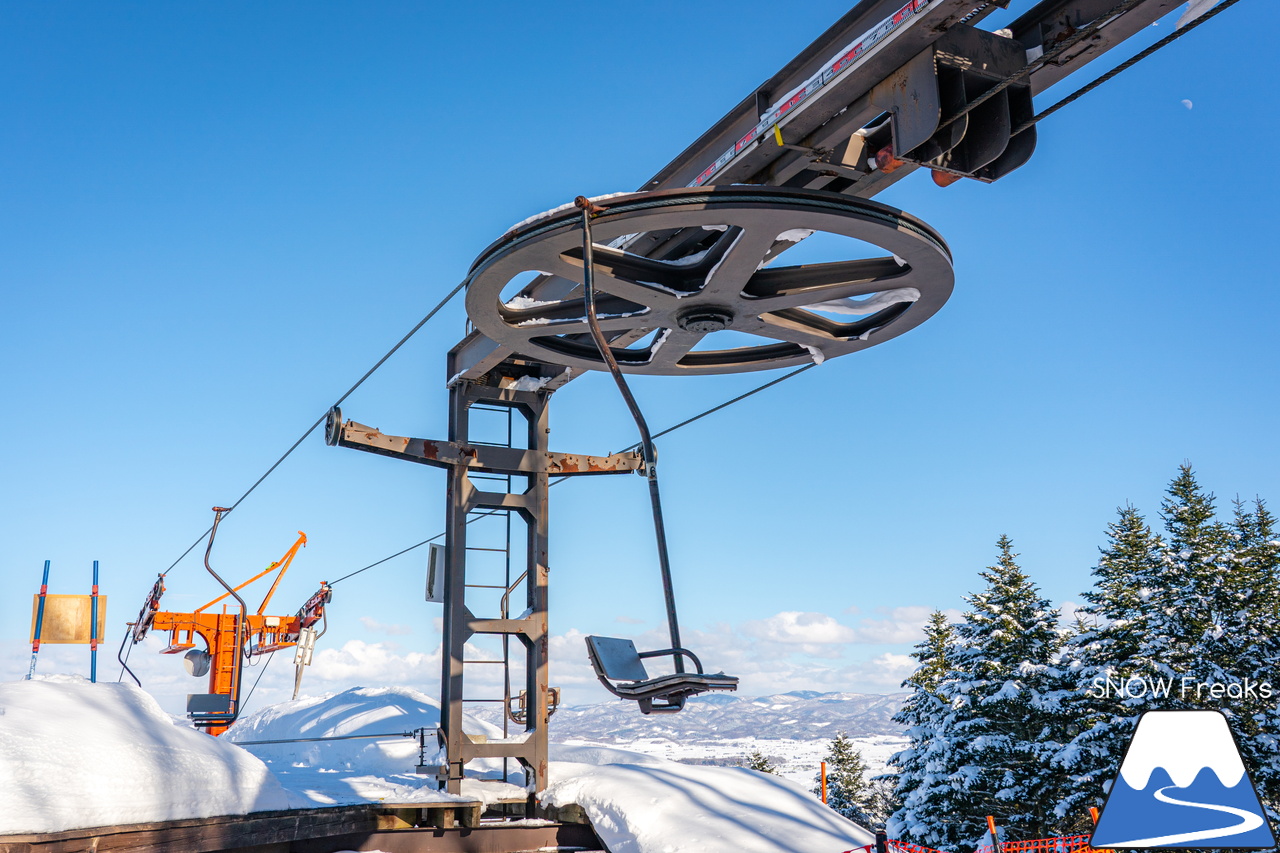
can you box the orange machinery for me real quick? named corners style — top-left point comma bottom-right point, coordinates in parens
top-left (130, 518), bottom-right (331, 736)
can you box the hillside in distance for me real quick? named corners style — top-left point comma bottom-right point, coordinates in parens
top-left (474, 691), bottom-right (907, 741)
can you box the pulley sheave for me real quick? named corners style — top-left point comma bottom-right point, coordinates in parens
top-left (464, 186), bottom-right (954, 376)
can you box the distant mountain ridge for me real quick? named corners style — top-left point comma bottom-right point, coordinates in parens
top-left (472, 691), bottom-right (907, 741)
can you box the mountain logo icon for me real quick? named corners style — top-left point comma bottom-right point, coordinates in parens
top-left (1091, 710), bottom-right (1276, 849)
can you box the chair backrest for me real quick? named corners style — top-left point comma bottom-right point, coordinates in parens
top-left (586, 635), bottom-right (649, 681)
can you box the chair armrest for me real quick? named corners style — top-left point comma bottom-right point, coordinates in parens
top-left (637, 647), bottom-right (705, 674)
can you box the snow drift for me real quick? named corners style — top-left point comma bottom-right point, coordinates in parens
top-left (545, 748), bottom-right (877, 853)
top-left (224, 685), bottom-right (516, 808)
top-left (0, 675), bottom-right (287, 835)
top-left (1, 679), bottom-right (876, 851)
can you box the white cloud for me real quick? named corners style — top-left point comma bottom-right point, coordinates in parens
top-left (849, 606), bottom-right (964, 644)
top-left (309, 639), bottom-right (437, 684)
top-left (742, 611), bottom-right (856, 649)
top-left (839, 653), bottom-right (917, 688)
top-left (359, 616), bottom-right (413, 636)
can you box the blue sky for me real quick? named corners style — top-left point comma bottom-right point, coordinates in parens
top-left (3, 1), bottom-right (1278, 716)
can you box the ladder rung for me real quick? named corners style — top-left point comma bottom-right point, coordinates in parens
top-left (463, 659), bottom-right (506, 665)
top-left (466, 547), bottom-right (509, 553)
top-left (464, 583), bottom-right (507, 589)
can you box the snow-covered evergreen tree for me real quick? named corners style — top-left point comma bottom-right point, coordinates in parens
top-left (957, 538), bottom-right (1074, 841)
top-left (1059, 467), bottom-right (1280, 822)
top-left (890, 468), bottom-right (1280, 845)
top-left (1143, 464), bottom-right (1233, 689)
top-left (890, 543), bottom-right (1073, 850)
top-left (815, 732), bottom-right (876, 827)
top-left (1053, 505), bottom-right (1165, 826)
top-left (909, 610), bottom-right (955, 693)
top-left (746, 749), bottom-right (777, 774)
top-left (1218, 496), bottom-right (1280, 815)
top-left (940, 537), bottom-right (1072, 846)
top-left (887, 611), bottom-right (960, 845)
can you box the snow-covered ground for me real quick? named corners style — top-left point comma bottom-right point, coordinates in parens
top-left (1, 676), bottom-right (879, 852)
top-left (565, 733), bottom-right (907, 790)
top-left (224, 685), bottom-right (525, 808)
top-left (0, 675), bottom-right (287, 835)
top-left (543, 755), bottom-right (876, 853)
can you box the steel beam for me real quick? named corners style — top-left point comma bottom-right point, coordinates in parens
top-left (328, 417), bottom-right (643, 476)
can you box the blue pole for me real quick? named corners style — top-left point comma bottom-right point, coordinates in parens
top-left (27, 560), bottom-right (51, 680)
top-left (90, 560), bottom-right (100, 683)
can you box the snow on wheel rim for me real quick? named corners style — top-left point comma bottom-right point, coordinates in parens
top-left (464, 186), bottom-right (955, 377)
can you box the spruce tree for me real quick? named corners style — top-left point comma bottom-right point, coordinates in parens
top-left (1060, 468), bottom-right (1280, 823)
top-left (1054, 505), bottom-right (1165, 826)
top-left (941, 537), bottom-right (1072, 846)
top-left (909, 610), bottom-right (956, 693)
top-left (1220, 497), bottom-right (1280, 815)
top-left (815, 732), bottom-right (876, 826)
top-left (1145, 463), bottom-right (1232, 688)
top-left (746, 749), bottom-right (777, 774)
top-left (888, 611), bottom-right (960, 845)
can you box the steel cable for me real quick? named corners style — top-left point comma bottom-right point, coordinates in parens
top-left (1010, 0), bottom-right (1243, 138)
top-left (156, 279), bottom-right (467, 579)
top-left (934, 0), bottom-right (1150, 137)
top-left (116, 281), bottom-right (465, 684)
top-left (328, 366), bottom-right (818, 586)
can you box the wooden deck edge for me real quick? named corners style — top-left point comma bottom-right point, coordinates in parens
top-left (0, 804), bottom-right (376, 853)
top-left (0, 802), bottom-right (604, 853)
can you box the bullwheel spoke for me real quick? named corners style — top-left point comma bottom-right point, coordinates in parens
top-left (744, 257), bottom-right (912, 311)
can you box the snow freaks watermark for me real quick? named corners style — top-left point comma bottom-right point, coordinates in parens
top-left (1086, 675), bottom-right (1274, 701)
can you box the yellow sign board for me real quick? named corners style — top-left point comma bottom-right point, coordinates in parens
top-left (30, 595), bottom-right (108, 644)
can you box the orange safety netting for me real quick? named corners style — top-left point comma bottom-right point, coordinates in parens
top-left (844, 836), bottom-right (1111, 853)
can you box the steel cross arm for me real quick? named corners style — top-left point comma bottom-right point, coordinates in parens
top-left (328, 417), bottom-right (644, 476)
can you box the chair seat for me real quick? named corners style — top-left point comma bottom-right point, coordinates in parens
top-left (584, 635), bottom-right (738, 714)
top-left (613, 672), bottom-right (738, 700)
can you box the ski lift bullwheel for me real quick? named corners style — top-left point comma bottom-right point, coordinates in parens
top-left (464, 186), bottom-right (954, 376)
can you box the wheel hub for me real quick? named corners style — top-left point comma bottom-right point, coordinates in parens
top-left (677, 306), bottom-right (734, 334)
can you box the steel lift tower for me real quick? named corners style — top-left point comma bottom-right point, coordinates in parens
top-left (329, 0), bottom-right (1230, 797)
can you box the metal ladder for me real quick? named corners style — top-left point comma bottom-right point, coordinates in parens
top-left (437, 381), bottom-right (552, 798)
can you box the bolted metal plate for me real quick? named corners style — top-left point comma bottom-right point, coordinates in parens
top-left (464, 186), bottom-right (954, 376)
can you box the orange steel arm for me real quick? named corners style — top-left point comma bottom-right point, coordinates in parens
top-left (194, 531), bottom-right (308, 615)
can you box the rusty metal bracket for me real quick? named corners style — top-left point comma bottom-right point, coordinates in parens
top-left (326, 409), bottom-right (643, 476)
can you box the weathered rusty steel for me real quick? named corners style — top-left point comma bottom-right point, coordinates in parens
top-left (327, 414), bottom-right (643, 476)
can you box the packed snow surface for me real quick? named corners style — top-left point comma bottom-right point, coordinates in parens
top-left (0, 676), bottom-right (287, 835)
top-left (225, 685), bottom-right (512, 808)
top-left (545, 746), bottom-right (876, 853)
top-left (230, 687), bottom-right (877, 850)
top-left (3, 679), bottom-right (880, 851)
